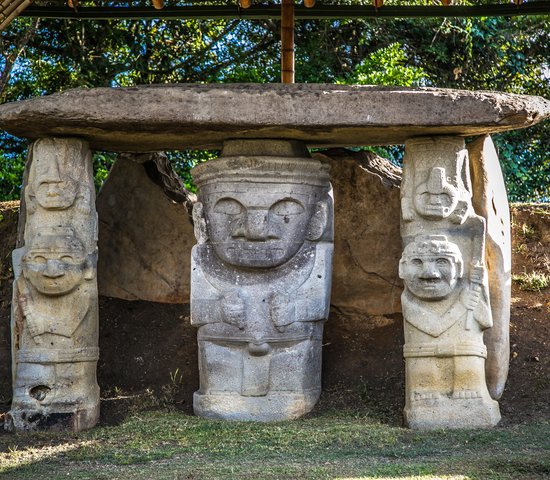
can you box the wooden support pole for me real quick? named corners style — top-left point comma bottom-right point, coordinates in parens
top-left (281, 0), bottom-right (294, 84)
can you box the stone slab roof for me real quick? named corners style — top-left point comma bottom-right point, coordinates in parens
top-left (0, 84), bottom-right (548, 151)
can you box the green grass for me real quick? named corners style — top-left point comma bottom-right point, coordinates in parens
top-left (512, 271), bottom-right (550, 291)
top-left (1, 410), bottom-right (549, 479)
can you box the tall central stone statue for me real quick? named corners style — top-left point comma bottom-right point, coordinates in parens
top-left (190, 140), bottom-right (333, 421)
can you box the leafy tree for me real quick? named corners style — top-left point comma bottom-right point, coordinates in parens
top-left (0, 10), bottom-right (548, 200)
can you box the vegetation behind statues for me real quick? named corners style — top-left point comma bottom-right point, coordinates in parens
top-left (0, 12), bottom-right (548, 201)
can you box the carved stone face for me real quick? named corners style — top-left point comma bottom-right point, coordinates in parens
top-left (414, 167), bottom-right (458, 219)
top-left (201, 182), bottom-right (326, 268)
top-left (401, 255), bottom-right (459, 300)
top-left (33, 152), bottom-right (78, 210)
top-left (399, 237), bottom-right (463, 301)
top-left (23, 232), bottom-right (89, 296)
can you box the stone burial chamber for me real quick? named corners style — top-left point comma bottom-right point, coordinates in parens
top-left (0, 84), bottom-right (548, 431)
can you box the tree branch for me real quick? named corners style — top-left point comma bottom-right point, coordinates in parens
top-left (0, 18), bottom-right (39, 99)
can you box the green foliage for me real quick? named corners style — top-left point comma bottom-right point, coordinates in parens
top-left (165, 150), bottom-right (219, 192)
top-left (93, 152), bottom-right (116, 192)
top-left (0, 13), bottom-right (548, 200)
top-left (494, 125), bottom-right (550, 203)
top-left (340, 42), bottom-right (428, 86)
top-left (513, 271), bottom-right (550, 291)
top-left (0, 135), bottom-right (27, 201)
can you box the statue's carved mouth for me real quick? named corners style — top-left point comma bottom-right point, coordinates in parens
top-left (418, 278), bottom-right (443, 289)
top-left (226, 246), bottom-right (285, 260)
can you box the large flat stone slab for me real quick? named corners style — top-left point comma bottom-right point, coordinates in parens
top-left (0, 84), bottom-right (548, 151)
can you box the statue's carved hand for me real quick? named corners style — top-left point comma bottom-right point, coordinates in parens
top-left (270, 292), bottom-right (295, 332)
top-left (465, 287), bottom-right (482, 311)
top-left (21, 311), bottom-right (44, 344)
top-left (222, 291), bottom-right (246, 330)
top-left (469, 264), bottom-right (485, 285)
top-left (401, 200), bottom-right (415, 222)
top-left (19, 297), bottom-right (43, 343)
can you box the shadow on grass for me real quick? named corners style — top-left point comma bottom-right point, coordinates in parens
top-left (0, 406), bottom-right (549, 480)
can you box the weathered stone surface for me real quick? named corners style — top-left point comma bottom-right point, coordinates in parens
top-left (191, 140), bottom-right (333, 421)
top-left (93, 148), bottom-right (404, 313)
top-left (314, 149), bottom-right (403, 316)
top-left (96, 154), bottom-right (195, 303)
top-left (400, 136), bottom-right (500, 429)
top-left (468, 135), bottom-right (511, 401)
top-left (7, 138), bottom-right (99, 432)
top-left (0, 84), bottom-right (548, 151)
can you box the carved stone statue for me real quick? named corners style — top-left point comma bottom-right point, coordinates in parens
top-left (399, 137), bottom-right (501, 429)
top-left (7, 138), bottom-right (99, 432)
top-left (401, 137), bottom-right (475, 230)
top-left (191, 140), bottom-right (333, 421)
top-left (23, 138), bottom-right (97, 249)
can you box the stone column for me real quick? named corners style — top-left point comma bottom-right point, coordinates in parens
top-left (399, 136), bottom-right (500, 429)
top-left (6, 138), bottom-right (99, 432)
top-left (190, 140), bottom-right (333, 421)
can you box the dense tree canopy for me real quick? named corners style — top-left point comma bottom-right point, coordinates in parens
top-left (0, 6), bottom-right (548, 200)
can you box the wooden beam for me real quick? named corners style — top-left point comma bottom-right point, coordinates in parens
top-left (281, 0), bottom-right (294, 84)
top-left (17, 3), bottom-right (550, 20)
top-left (0, 0), bottom-right (32, 32)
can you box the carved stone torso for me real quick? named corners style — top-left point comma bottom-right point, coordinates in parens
top-left (192, 242), bottom-right (332, 342)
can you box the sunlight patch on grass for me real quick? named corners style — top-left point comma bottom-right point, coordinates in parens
top-left (337, 476), bottom-right (470, 480)
top-left (0, 412), bottom-right (549, 479)
top-left (0, 439), bottom-right (97, 472)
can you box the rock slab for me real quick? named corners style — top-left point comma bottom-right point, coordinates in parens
top-left (96, 154), bottom-right (195, 303)
top-left (468, 135), bottom-right (512, 401)
top-left (0, 84), bottom-right (548, 151)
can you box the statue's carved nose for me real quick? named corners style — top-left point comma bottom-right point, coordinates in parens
top-left (44, 259), bottom-right (64, 278)
top-left (245, 210), bottom-right (269, 240)
top-left (420, 262), bottom-right (441, 279)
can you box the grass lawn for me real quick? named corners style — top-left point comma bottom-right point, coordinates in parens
top-left (0, 408), bottom-right (548, 480)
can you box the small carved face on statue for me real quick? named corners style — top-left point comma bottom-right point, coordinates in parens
top-left (22, 227), bottom-right (93, 296)
top-left (31, 145), bottom-right (79, 210)
top-left (192, 157), bottom-right (331, 269)
top-left (399, 235), bottom-right (464, 301)
top-left (414, 167), bottom-right (459, 219)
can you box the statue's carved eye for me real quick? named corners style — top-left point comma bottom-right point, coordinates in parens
top-left (271, 199), bottom-right (304, 216)
top-left (411, 258), bottom-right (423, 266)
top-left (60, 255), bottom-right (75, 264)
top-left (33, 256), bottom-right (47, 265)
top-left (436, 258), bottom-right (450, 268)
top-left (214, 198), bottom-right (244, 215)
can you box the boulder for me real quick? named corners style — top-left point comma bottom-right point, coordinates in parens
top-left (96, 154), bottom-right (195, 303)
top-left (315, 149), bottom-right (403, 316)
